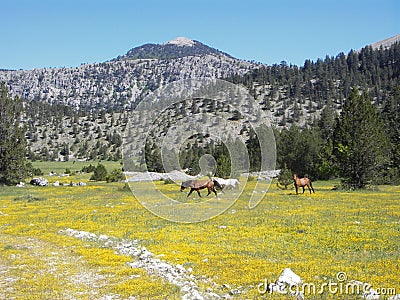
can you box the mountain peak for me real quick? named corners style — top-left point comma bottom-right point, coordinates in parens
top-left (116, 38), bottom-right (232, 61)
top-left (163, 37), bottom-right (195, 47)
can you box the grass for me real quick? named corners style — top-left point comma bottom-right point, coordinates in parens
top-left (30, 160), bottom-right (122, 175)
top-left (0, 163), bottom-right (399, 299)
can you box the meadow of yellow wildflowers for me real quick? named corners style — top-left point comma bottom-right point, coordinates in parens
top-left (0, 163), bottom-right (399, 299)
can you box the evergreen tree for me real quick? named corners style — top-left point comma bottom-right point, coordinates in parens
top-left (318, 99), bottom-right (337, 140)
top-left (333, 88), bottom-right (389, 189)
top-left (276, 125), bottom-right (323, 178)
top-left (106, 168), bottom-right (124, 182)
top-left (316, 139), bottom-right (338, 180)
top-left (216, 154), bottom-right (231, 178)
top-left (90, 164), bottom-right (108, 181)
top-left (0, 83), bottom-right (28, 185)
top-left (382, 85), bottom-right (400, 182)
top-left (246, 128), bottom-right (261, 172)
top-left (276, 163), bottom-right (293, 189)
top-left (60, 143), bottom-right (69, 161)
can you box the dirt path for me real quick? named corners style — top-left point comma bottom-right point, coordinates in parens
top-left (0, 234), bottom-right (111, 299)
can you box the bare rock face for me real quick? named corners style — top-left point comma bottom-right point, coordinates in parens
top-left (0, 37), bottom-right (257, 110)
top-left (164, 37), bottom-right (196, 47)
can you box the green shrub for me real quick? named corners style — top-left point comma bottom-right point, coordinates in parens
top-left (90, 164), bottom-right (108, 181)
top-left (277, 164), bottom-right (293, 189)
top-left (163, 178), bottom-right (174, 184)
top-left (81, 164), bottom-right (96, 173)
top-left (106, 168), bottom-right (125, 182)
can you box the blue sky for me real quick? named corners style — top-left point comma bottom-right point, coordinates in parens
top-left (1, 0), bottom-right (399, 70)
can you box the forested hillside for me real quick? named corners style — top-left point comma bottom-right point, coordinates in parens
top-left (1, 37), bottom-right (399, 186)
top-left (232, 42), bottom-right (399, 186)
top-left (23, 101), bottom-right (127, 162)
top-left (229, 42), bottom-right (400, 127)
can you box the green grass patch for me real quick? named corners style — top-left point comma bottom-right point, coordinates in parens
top-left (30, 160), bottom-right (122, 175)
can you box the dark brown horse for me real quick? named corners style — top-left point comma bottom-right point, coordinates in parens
top-left (180, 179), bottom-right (222, 197)
top-left (293, 173), bottom-right (315, 194)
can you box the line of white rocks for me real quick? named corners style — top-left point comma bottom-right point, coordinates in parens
top-left (59, 228), bottom-right (223, 300)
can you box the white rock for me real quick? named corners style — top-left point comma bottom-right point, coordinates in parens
top-left (127, 262), bottom-right (141, 269)
top-left (278, 268), bottom-right (302, 287)
top-left (363, 289), bottom-right (380, 300)
top-left (98, 234), bottom-right (110, 241)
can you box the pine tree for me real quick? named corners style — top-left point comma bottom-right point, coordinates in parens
top-left (276, 163), bottom-right (293, 189)
top-left (0, 83), bottom-right (28, 185)
top-left (246, 128), bottom-right (261, 172)
top-left (318, 99), bottom-right (337, 140)
top-left (90, 164), bottom-right (108, 181)
top-left (216, 154), bottom-right (231, 178)
top-left (382, 85), bottom-right (400, 182)
top-left (333, 88), bottom-right (389, 189)
top-left (276, 125), bottom-right (323, 178)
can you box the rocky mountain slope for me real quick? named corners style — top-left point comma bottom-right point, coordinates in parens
top-left (368, 33), bottom-right (400, 51)
top-left (0, 37), bottom-right (256, 110)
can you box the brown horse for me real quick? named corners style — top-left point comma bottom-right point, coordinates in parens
top-left (293, 173), bottom-right (315, 194)
top-left (180, 179), bottom-right (222, 197)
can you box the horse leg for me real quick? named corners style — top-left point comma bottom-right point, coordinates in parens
top-left (197, 190), bottom-right (202, 197)
top-left (213, 188), bottom-right (217, 197)
top-left (187, 189), bottom-right (194, 197)
top-left (206, 188), bottom-right (211, 196)
top-left (295, 185), bottom-right (298, 195)
top-left (302, 186), bottom-right (305, 193)
top-left (310, 181), bottom-right (315, 193)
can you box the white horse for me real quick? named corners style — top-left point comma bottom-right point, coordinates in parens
top-left (213, 177), bottom-right (240, 190)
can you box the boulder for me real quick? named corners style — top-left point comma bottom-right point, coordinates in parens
top-left (278, 268), bottom-right (302, 287)
top-left (30, 177), bottom-right (48, 186)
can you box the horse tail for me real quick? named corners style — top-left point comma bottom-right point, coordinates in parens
top-left (213, 179), bottom-right (223, 190)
